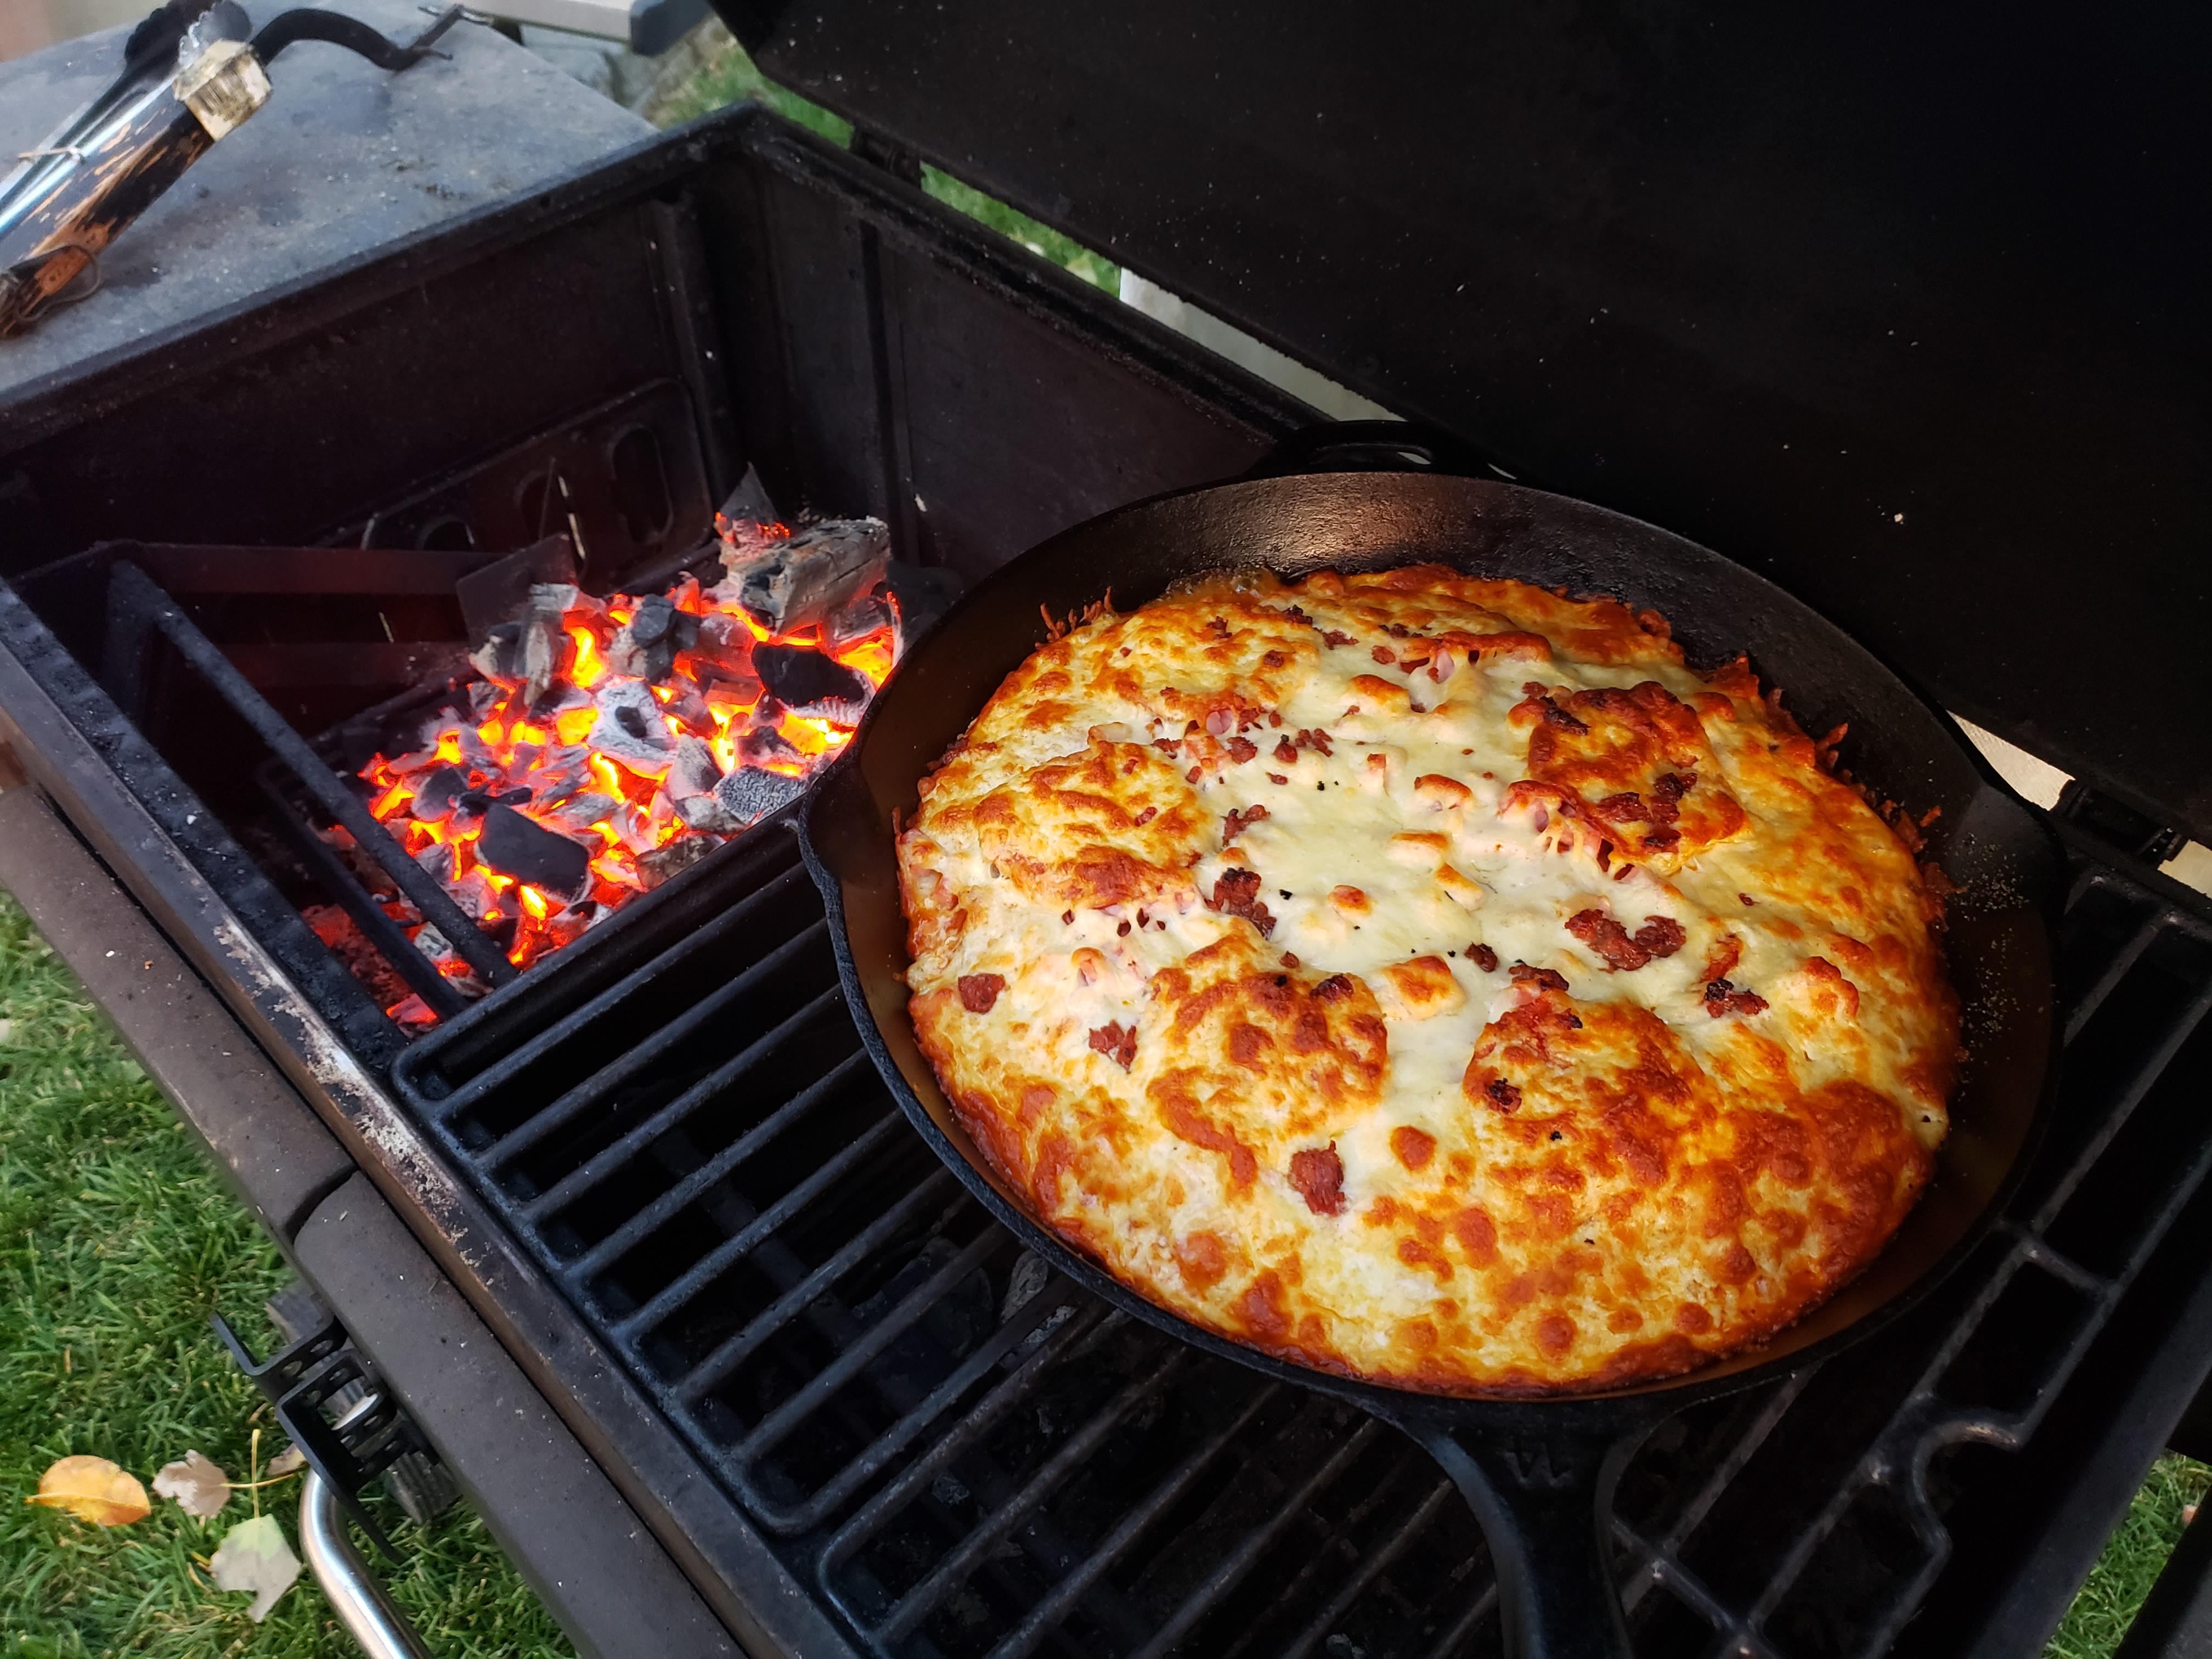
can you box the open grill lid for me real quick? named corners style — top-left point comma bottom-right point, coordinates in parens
top-left (715, 0), bottom-right (2212, 844)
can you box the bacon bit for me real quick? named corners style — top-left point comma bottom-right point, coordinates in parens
top-left (1509, 962), bottom-right (1570, 993)
top-left (1633, 916), bottom-right (1686, 958)
top-left (1642, 827), bottom-right (1681, 850)
top-left (1468, 943), bottom-right (1500, 972)
top-left (1088, 1020), bottom-right (1138, 1069)
top-left (1273, 737), bottom-right (1299, 765)
top-left (1516, 681), bottom-right (1590, 733)
top-left (1649, 771), bottom-right (1693, 825)
top-left (1566, 909), bottom-right (1652, 972)
top-left (1268, 711), bottom-right (1283, 727)
top-left (1153, 737), bottom-right (1181, 756)
top-left (1207, 616), bottom-right (1231, 639)
top-left (1591, 791), bottom-right (1647, 825)
top-left (1288, 1143), bottom-right (1347, 1215)
top-left (1223, 805), bottom-right (1270, 844)
top-left (1061, 910), bottom-right (1074, 924)
top-left (1295, 727), bottom-right (1334, 758)
top-left (1206, 867), bottom-right (1276, 936)
top-left (1314, 973), bottom-right (1356, 1002)
top-left (1740, 893), bottom-right (1757, 906)
top-left (1283, 605), bottom-right (1313, 625)
top-left (1282, 952), bottom-right (1300, 967)
top-left (1186, 766), bottom-right (1202, 784)
top-left (958, 974), bottom-right (1006, 1013)
top-left (1321, 629), bottom-right (1355, 647)
top-left (1225, 736), bottom-right (1259, 763)
top-left (1385, 623), bottom-right (1412, 638)
top-left (1267, 772), bottom-right (1289, 785)
top-left (1704, 978), bottom-right (1768, 1019)
top-left (1373, 645), bottom-right (1396, 664)
top-left (1134, 806), bottom-right (1158, 825)
top-left (1485, 1077), bottom-right (1523, 1110)
top-left (1118, 920), bottom-right (1132, 936)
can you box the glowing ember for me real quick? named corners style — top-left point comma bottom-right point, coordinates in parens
top-left (356, 522), bottom-right (898, 1025)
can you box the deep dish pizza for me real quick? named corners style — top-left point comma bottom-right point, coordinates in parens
top-left (895, 565), bottom-right (1956, 1395)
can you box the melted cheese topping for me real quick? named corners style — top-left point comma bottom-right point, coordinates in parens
top-left (898, 566), bottom-right (1956, 1394)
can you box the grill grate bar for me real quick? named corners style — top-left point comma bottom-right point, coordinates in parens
top-left (520, 983), bottom-right (848, 1221)
top-left (566, 1051), bottom-right (873, 1282)
top-left (981, 1381), bottom-right (1286, 1659)
top-left (2063, 904), bottom-right (2163, 1043)
top-left (478, 918), bottom-right (831, 1164)
top-left (747, 1286), bottom-right (1106, 1537)
top-left (1129, 1417), bottom-right (1390, 1659)
top-left (1277, 1472), bottom-right (1461, 1659)
top-left (105, 561), bottom-right (517, 986)
top-left (659, 1175), bottom-right (964, 1393)
top-left (1415, 1584), bottom-right (1499, 1659)
top-left (427, 861), bottom-right (814, 1120)
top-left (251, 762), bottom-right (470, 1015)
top-left (2028, 973), bottom-right (2212, 1231)
top-left (717, 1226), bottom-right (1007, 1424)
top-left (871, 1347), bottom-right (1199, 1645)
top-left (821, 1311), bottom-right (1143, 1585)
top-left (611, 1108), bottom-right (918, 1340)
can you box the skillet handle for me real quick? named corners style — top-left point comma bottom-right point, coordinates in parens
top-left (1374, 1402), bottom-right (1666, 1659)
top-left (1244, 419), bottom-right (1498, 481)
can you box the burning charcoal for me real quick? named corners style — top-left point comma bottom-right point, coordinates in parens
top-left (712, 766), bottom-right (805, 827)
top-left (664, 735), bottom-right (721, 799)
top-left (415, 842), bottom-right (456, 884)
top-left (693, 613), bottom-right (758, 676)
top-left (737, 721), bottom-right (802, 769)
top-left (637, 836), bottom-right (717, 891)
top-left (543, 792), bottom-right (618, 833)
top-left (519, 584), bottom-right (574, 704)
top-left (658, 680), bottom-right (712, 733)
top-left (753, 644), bottom-right (871, 722)
top-left (719, 516), bottom-right (891, 636)
top-left (470, 620), bottom-right (525, 686)
top-left (410, 764), bottom-right (468, 823)
top-left (448, 869), bottom-right (501, 922)
top-left (456, 534), bottom-right (579, 646)
top-left (589, 681), bottom-right (676, 777)
top-left (477, 804), bottom-right (592, 901)
top-left (827, 589), bottom-right (896, 651)
top-left (466, 680), bottom-right (502, 721)
top-left (616, 791), bottom-right (678, 856)
top-left (608, 591), bottom-right (700, 681)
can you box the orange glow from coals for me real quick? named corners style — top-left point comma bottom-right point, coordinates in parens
top-left (363, 547), bottom-right (897, 1023)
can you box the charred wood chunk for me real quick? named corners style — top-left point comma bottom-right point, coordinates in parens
top-left (753, 644), bottom-right (871, 721)
top-left (664, 734), bottom-right (723, 803)
top-left (637, 835), bottom-right (716, 891)
top-left (477, 804), bottom-right (591, 900)
top-left (827, 590), bottom-right (895, 650)
top-left (711, 765), bottom-right (805, 827)
top-left (470, 620), bottom-right (525, 686)
top-left (721, 516), bottom-right (891, 635)
top-left (737, 722), bottom-right (802, 769)
top-left (543, 791), bottom-right (618, 834)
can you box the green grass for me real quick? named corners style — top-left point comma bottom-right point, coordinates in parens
top-left (0, 893), bottom-right (570, 1656)
top-left (2046, 1454), bottom-right (2212, 1658)
top-left (650, 30), bottom-right (1121, 291)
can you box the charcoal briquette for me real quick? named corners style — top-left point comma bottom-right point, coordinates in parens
top-left (476, 804), bottom-right (591, 899)
top-left (753, 644), bottom-right (870, 717)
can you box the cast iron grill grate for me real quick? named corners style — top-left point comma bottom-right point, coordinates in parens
top-left (389, 818), bottom-right (2212, 1658)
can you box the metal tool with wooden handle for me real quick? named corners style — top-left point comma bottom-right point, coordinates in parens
top-left (0, 1), bottom-right (478, 339)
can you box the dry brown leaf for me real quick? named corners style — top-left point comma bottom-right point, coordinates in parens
top-left (264, 1444), bottom-right (304, 1478)
top-left (153, 1451), bottom-right (232, 1520)
top-left (25, 1455), bottom-right (151, 1526)
top-left (209, 1514), bottom-right (301, 1621)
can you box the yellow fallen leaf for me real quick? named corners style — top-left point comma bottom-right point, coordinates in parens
top-left (26, 1455), bottom-right (151, 1526)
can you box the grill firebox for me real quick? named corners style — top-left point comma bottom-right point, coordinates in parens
top-left (2, 94), bottom-right (2209, 1659)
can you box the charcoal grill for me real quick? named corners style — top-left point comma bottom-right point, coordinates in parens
top-left (1, 4), bottom-right (2208, 1657)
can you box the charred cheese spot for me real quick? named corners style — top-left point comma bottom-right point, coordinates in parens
top-left (902, 567), bottom-right (1956, 1395)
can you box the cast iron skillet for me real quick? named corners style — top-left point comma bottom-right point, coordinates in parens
top-left (800, 429), bottom-right (2061, 1658)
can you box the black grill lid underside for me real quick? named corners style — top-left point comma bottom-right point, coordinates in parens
top-left (718, 0), bottom-right (2212, 845)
